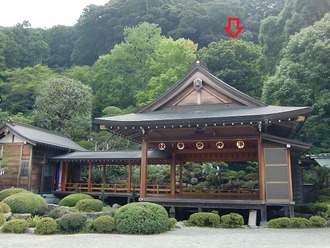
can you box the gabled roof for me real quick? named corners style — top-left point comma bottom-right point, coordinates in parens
top-left (95, 63), bottom-right (311, 141)
top-left (0, 120), bottom-right (86, 151)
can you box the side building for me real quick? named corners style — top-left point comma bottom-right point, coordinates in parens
top-left (0, 120), bottom-right (85, 192)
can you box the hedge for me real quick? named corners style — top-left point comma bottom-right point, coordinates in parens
top-left (36, 217), bottom-right (58, 235)
top-left (75, 199), bottom-right (103, 212)
top-left (188, 212), bottom-right (220, 227)
top-left (94, 215), bottom-right (115, 233)
top-left (2, 192), bottom-right (48, 215)
top-left (59, 193), bottom-right (93, 207)
top-left (114, 202), bottom-right (169, 234)
top-left (1, 219), bottom-right (29, 233)
top-left (57, 212), bottom-right (87, 233)
top-left (220, 213), bottom-right (244, 228)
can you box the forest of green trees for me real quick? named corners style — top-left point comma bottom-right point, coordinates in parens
top-left (0, 0), bottom-right (329, 156)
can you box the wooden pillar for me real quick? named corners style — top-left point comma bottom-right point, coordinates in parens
top-left (127, 162), bottom-right (132, 193)
top-left (88, 162), bottom-right (92, 192)
top-left (140, 139), bottom-right (148, 199)
top-left (258, 138), bottom-right (266, 202)
top-left (179, 163), bottom-right (183, 194)
top-left (170, 153), bottom-right (176, 196)
top-left (102, 164), bottom-right (107, 185)
top-left (27, 146), bottom-right (33, 190)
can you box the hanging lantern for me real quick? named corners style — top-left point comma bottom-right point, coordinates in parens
top-left (236, 140), bottom-right (245, 149)
top-left (177, 142), bottom-right (185, 150)
top-left (216, 141), bottom-right (224, 149)
top-left (158, 143), bottom-right (166, 151)
top-left (196, 142), bottom-right (204, 149)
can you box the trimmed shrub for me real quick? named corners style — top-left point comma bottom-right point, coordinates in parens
top-left (36, 217), bottom-right (58, 235)
top-left (168, 217), bottom-right (177, 229)
top-left (114, 202), bottom-right (169, 234)
top-left (0, 213), bottom-right (5, 226)
top-left (188, 212), bottom-right (220, 227)
top-left (1, 219), bottom-right (29, 233)
top-left (289, 217), bottom-right (310, 228)
top-left (2, 192), bottom-right (48, 215)
top-left (94, 215), bottom-right (115, 233)
top-left (268, 217), bottom-right (290, 228)
top-left (0, 202), bottom-right (11, 213)
top-left (0, 187), bottom-right (28, 201)
top-left (57, 212), bottom-right (87, 233)
top-left (76, 199), bottom-right (103, 212)
top-left (59, 193), bottom-right (93, 207)
top-left (27, 215), bottom-right (44, 228)
top-left (220, 213), bottom-right (244, 228)
top-left (309, 216), bottom-right (326, 227)
top-left (47, 206), bottom-right (77, 219)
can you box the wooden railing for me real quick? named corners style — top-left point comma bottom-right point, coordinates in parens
top-left (53, 183), bottom-right (258, 197)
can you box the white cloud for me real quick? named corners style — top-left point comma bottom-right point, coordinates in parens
top-left (0, 0), bottom-right (109, 28)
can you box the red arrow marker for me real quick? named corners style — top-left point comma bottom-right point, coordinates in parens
top-left (224, 17), bottom-right (244, 39)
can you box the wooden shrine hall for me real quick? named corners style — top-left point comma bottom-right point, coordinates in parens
top-left (51, 61), bottom-right (312, 222)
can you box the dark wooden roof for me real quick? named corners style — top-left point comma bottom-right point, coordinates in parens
top-left (50, 150), bottom-right (171, 163)
top-left (95, 64), bottom-right (311, 142)
top-left (0, 120), bottom-right (86, 151)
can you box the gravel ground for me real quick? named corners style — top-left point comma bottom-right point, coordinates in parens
top-left (1, 226), bottom-right (330, 248)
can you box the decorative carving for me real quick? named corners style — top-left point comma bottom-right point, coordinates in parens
top-left (177, 142), bottom-right (185, 150)
top-left (216, 141), bottom-right (224, 149)
top-left (158, 143), bottom-right (166, 150)
top-left (196, 142), bottom-right (204, 149)
top-left (236, 140), bottom-right (245, 149)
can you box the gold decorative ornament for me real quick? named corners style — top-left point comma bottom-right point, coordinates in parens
top-left (177, 142), bottom-right (185, 150)
top-left (158, 143), bottom-right (166, 150)
top-left (236, 140), bottom-right (245, 149)
top-left (216, 141), bottom-right (224, 149)
top-left (196, 142), bottom-right (204, 149)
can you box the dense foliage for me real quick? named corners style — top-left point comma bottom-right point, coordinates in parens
top-left (220, 213), bottom-right (244, 228)
top-left (114, 202), bottom-right (169, 234)
top-left (0, 187), bottom-right (28, 201)
top-left (75, 199), bottom-right (104, 212)
top-left (188, 212), bottom-right (220, 227)
top-left (0, 219), bottom-right (29, 233)
top-left (57, 212), bottom-right (87, 233)
top-left (93, 215), bottom-right (115, 233)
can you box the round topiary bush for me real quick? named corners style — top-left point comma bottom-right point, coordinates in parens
top-left (268, 217), bottom-right (290, 228)
top-left (289, 217), bottom-right (310, 228)
top-left (47, 206), bottom-right (77, 219)
top-left (0, 202), bottom-right (11, 213)
top-left (220, 213), bottom-right (244, 228)
top-left (36, 217), bottom-right (58, 235)
top-left (309, 216), bottom-right (326, 228)
top-left (57, 212), bottom-right (87, 233)
top-left (188, 212), bottom-right (220, 227)
top-left (114, 202), bottom-right (169, 234)
top-left (2, 192), bottom-right (48, 215)
top-left (0, 213), bottom-right (6, 227)
top-left (59, 193), bottom-right (93, 207)
top-left (94, 215), bottom-right (115, 233)
top-left (0, 187), bottom-right (28, 201)
top-left (168, 217), bottom-right (177, 229)
top-left (75, 199), bottom-right (103, 212)
top-left (1, 219), bottom-right (29, 233)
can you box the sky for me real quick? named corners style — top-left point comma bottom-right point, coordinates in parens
top-left (0, 0), bottom-right (110, 28)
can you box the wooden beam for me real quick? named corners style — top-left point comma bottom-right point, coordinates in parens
top-left (258, 138), bottom-right (266, 202)
top-left (170, 153), bottom-right (176, 196)
top-left (140, 140), bottom-right (148, 199)
top-left (88, 162), bottom-right (92, 192)
top-left (179, 163), bottom-right (183, 194)
top-left (27, 145), bottom-right (33, 190)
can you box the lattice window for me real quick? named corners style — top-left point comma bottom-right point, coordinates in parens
top-left (20, 160), bottom-right (29, 176)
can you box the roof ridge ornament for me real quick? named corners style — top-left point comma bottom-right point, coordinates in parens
top-left (190, 53), bottom-right (208, 71)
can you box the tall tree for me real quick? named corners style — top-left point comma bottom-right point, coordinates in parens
top-left (199, 39), bottom-right (267, 99)
top-left (34, 77), bottom-right (93, 137)
top-left (262, 14), bottom-right (330, 152)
